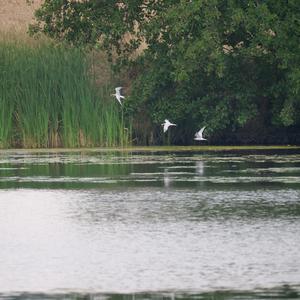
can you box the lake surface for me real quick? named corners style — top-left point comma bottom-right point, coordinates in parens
top-left (0, 149), bottom-right (300, 300)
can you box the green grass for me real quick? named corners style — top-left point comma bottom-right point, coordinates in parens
top-left (0, 145), bottom-right (299, 154)
top-left (0, 38), bottom-right (129, 148)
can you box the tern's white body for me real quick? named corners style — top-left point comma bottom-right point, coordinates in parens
top-left (112, 87), bottom-right (125, 105)
top-left (162, 119), bottom-right (176, 133)
top-left (194, 126), bottom-right (207, 141)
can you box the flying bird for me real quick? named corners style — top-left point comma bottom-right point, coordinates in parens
top-left (112, 87), bottom-right (125, 105)
top-left (162, 119), bottom-right (177, 133)
top-left (194, 126), bottom-right (207, 141)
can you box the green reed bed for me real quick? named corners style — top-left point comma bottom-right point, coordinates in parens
top-left (0, 39), bottom-right (129, 148)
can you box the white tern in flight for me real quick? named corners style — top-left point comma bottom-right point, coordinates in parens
top-left (194, 126), bottom-right (207, 141)
top-left (112, 87), bottom-right (125, 105)
top-left (162, 119), bottom-right (177, 133)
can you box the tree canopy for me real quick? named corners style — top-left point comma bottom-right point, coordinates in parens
top-left (30, 0), bottom-right (300, 144)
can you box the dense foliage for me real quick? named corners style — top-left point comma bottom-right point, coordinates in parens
top-left (30, 0), bottom-right (300, 145)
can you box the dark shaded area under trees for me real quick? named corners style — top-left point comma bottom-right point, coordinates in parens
top-left (30, 0), bottom-right (300, 145)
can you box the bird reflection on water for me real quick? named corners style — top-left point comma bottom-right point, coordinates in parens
top-left (163, 168), bottom-right (172, 188)
top-left (195, 161), bottom-right (205, 176)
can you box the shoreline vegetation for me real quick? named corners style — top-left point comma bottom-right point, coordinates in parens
top-left (0, 36), bottom-right (130, 149)
top-left (0, 145), bottom-right (299, 154)
top-left (1, 1), bottom-right (300, 149)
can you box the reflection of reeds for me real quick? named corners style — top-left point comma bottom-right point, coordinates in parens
top-left (0, 38), bottom-right (130, 148)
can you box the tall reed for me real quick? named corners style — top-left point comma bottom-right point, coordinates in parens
top-left (0, 37), bottom-right (129, 148)
top-left (0, 42), bottom-right (15, 148)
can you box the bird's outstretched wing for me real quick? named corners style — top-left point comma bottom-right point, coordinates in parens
top-left (195, 126), bottom-right (206, 139)
top-left (115, 87), bottom-right (123, 94)
top-left (116, 96), bottom-right (122, 105)
top-left (199, 126), bottom-right (206, 136)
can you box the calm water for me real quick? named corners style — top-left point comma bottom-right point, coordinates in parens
top-left (0, 149), bottom-right (300, 300)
